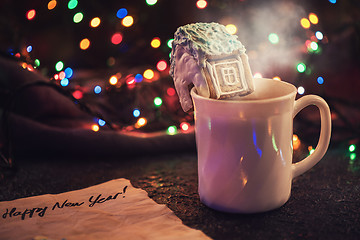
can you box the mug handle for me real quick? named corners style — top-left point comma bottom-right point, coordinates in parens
top-left (292, 95), bottom-right (332, 178)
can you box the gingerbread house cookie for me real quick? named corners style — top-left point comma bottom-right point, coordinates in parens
top-left (170, 22), bottom-right (254, 112)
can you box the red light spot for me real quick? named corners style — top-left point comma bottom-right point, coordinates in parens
top-left (72, 90), bottom-right (83, 99)
top-left (156, 60), bottom-right (167, 71)
top-left (111, 33), bottom-right (123, 45)
top-left (167, 87), bottom-right (176, 96)
top-left (180, 122), bottom-right (190, 131)
top-left (26, 9), bottom-right (36, 20)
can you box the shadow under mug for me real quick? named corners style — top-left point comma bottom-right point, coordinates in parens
top-left (190, 78), bottom-right (331, 213)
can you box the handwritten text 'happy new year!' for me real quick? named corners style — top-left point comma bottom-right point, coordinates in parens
top-left (2, 186), bottom-right (128, 221)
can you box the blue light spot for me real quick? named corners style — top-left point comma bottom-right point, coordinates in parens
top-left (64, 67), bottom-right (73, 78)
top-left (135, 74), bottom-right (143, 83)
top-left (94, 85), bottom-right (102, 94)
top-left (252, 129), bottom-right (263, 157)
top-left (133, 109), bottom-right (140, 117)
top-left (317, 76), bottom-right (324, 84)
top-left (98, 119), bottom-right (106, 126)
top-left (26, 46), bottom-right (32, 53)
top-left (328, 0), bottom-right (336, 3)
top-left (60, 78), bottom-right (69, 87)
top-left (116, 8), bottom-right (128, 19)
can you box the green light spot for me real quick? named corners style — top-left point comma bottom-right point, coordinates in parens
top-left (34, 59), bottom-right (40, 67)
top-left (167, 125), bottom-right (177, 135)
top-left (268, 33), bottom-right (279, 44)
top-left (167, 39), bottom-right (174, 49)
top-left (350, 153), bottom-right (356, 161)
top-left (68, 0), bottom-right (78, 9)
top-left (349, 144), bottom-right (356, 152)
top-left (55, 61), bottom-right (64, 71)
top-left (310, 41), bottom-right (318, 51)
top-left (297, 63), bottom-right (306, 73)
top-left (73, 12), bottom-right (83, 23)
top-left (154, 97), bottom-right (162, 107)
top-left (309, 148), bottom-right (315, 155)
top-left (146, 0), bottom-right (157, 6)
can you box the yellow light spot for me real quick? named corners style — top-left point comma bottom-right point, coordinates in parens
top-left (90, 17), bottom-right (101, 28)
top-left (48, 0), bottom-right (57, 10)
top-left (143, 69), bottom-right (154, 79)
top-left (122, 16), bottom-right (134, 27)
top-left (300, 18), bottom-right (311, 29)
top-left (109, 75), bottom-right (118, 85)
top-left (135, 117), bottom-right (147, 128)
top-left (151, 37), bottom-right (161, 48)
top-left (293, 134), bottom-right (301, 150)
top-left (91, 124), bottom-right (99, 132)
top-left (225, 24), bottom-right (237, 35)
top-left (80, 38), bottom-right (90, 50)
top-left (273, 76), bottom-right (281, 81)
top-left (308, 13), bottom-right (318, 24)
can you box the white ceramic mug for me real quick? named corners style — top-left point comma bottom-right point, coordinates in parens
top-left (190, 78), bottom-right (331, 213)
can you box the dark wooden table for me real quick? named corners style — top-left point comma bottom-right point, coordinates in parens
top-left (1, 143), bottom-right (359, 240)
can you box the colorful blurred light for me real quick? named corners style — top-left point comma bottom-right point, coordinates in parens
top-left (109, 76), bottom-right (118, 85)
top-left (296, 63), bottom-right (306, 73)
top-left (135, 118), bottom-right (147, 128)
top-left (328, 0), bottom-right (336, 4)
top-left (122, 16), bottom-right (134, 27)
top-left (300, 18), bottom-right (310, 29)
top-left (180, 122), bottom-right (190, 132)
top-left (55, 61), bottom-right (64, 71)
top-left (64, 67), bottom-right (73, 78)
top-left (167, 126), bottom-right (177, 135)
top-left (90, 17), bottom-right (101, 27)
top-left (196, 0), bottom-right (208, 9)
top-left (73, 12), bottom-right (83, 23)
top-left (349, 144), bottom-right (356, 152)
top-left (154, 97), bottom-right (163, 107)
top-left (146, 0), bottom-right (157, 6)
top-left (292, 134), bottom-right (301, 150)
top-left (167, 39), bottom-right (174, 49)
top-left (116, 8), bottom-right (128, 19)
top-left (315, 31), bottom-right (323, 40)
top-left (59, 71), bottom-right (66, 80)
top-left (72, 90), bottom-right (83, 99)
top-left (268, 33), bottom-right (279, 44)
top-left (253, 73), bottom-right (262, 78)
top-left (48, 0), bottom-right (57, 10)
top-left (143, 69), bottom-right (154, 79)
top-left (156, 60), bottom-right (167, 71)
top-left (297, 86), bottom-right (305, 95)
top-left (111, 33), bottom-right (123, 45)
top-left (34, 59), bottom-right (40, 67)
top-left (310, 41), bottom-right (318, 51)
top-left (68, 0), bottom-right (78, 9)
top-left (151, 37), bottom-right (161, 48)
top-left (317, 76), bottom-right (324, 84)
top-left (309, 13), bottom-right (318, 24)
top-left (98, 119), bottom-right (106, 127)
top-left (26, 9), bottom-right (36, 20)
top-left (91, 124), bottom-right (99, 132)
top-left (225, 24), bottom-right (237, 35)
top-left (133, 109), bottom-right (141, 117)
top-left (94, 86), bottom-right (102, 94)
top-left (60, 78), bottom-right (69, 87)
top-left (80, 38), bottom-right (90, 50)
top-left (26, 45), bottom-right (33, 52)
top-left (135, 74), bottom-right (143, 83)
top-left (167, 87), bottom-right (176, 96)
top-left (273, 76), bottom-right (281, 81)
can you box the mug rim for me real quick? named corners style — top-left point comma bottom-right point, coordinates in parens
top-left (190, 78), bottom-right (297, 104)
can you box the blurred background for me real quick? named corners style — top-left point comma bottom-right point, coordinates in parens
top-left (0, 0), bottom-right (359, 160)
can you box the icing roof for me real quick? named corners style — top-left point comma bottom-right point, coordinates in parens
top-left (169, 22), bottom-right (245, 78)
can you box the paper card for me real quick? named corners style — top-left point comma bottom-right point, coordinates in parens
top-left (0, 178), bottom-right (210, 240)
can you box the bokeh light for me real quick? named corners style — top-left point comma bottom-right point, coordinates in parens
top-left (297, 86), bottom-right (305, 95)
top-left (90, 17), bottom-right (101, 28)
top-left (315, 31), bottom-right (324, 40)
top-left (317, 76), bottom-right (324, 84)
top-left (64, 67), bottom-right (73, 78)
top-left (143, 69), bottom-right (154, 79)
top-left (48, 0), bottom-right (57, 10)
top-left (253, 73), bottom-right (263, 78)
top-left (111, 33), bottom-right (123, 45)
top-left (156, 60), bottom-right (167, 71)
top-left (154, 97), bottom-right (163, 107)
top-left (167, 87), bottom-right (176, 96)
top-left (135, 117), bottom-right (147, 128)
top-left (80, 38), bottom-right (90, 50)
top-left (349, 144), bottom-right (356, 152)
top-left (180, 122), bottom-right (190, 132)
top-left (34, 59), bottom-right (40, 68)
top-left (109, 75), bottom-right (118, 85)
top-left (268, 33), bottom-right (279, 44)
top-left (122, 16), bottom-right (134, 27)
top-left (98, 119), bottom-right (106, 127)
top-left (300, 18), bottom-right (310, 29)
top-left (293, 134), bottom-right (301, 150)
top-left (151, 37), bottom-right (161, 48)
top-left (135, 74), bottom-right (143, 83)
top-left (309, 13), bottom-right (318, 24)
top-left (55, 61), bottom-right (64, 71)
top-left (116, 8), bottom-right (128, 19)
top-left (73, 12), bottom-right (83, 23)
top-left (26, 9), bottom-right (36, 20)
top-left (146, 0), bottom-right (157, 6)
top-left (72, 90), bottom-right (83, 99)
top-left (167, 39), bottom-right (174, 49)
top-left (60, 78), bottom-right (69, 87)
top-left (68, 0), bottom-right (78, 9)
top-left (328, 0), bottom-right (336, 3)
top-left (196, 0), bottom-right (208, 9)
top-left (167, 125), bottom-right (177, 135)
top-left (94, 85), bottom-right (102, 94)
top-left (296, 62), bottom-right (306, 73)
top-left (225, 24), bottom-right (237, 35)
top-left (91, 124), bottom-right (99, 132)
top-left (273, 76), bottom-right (281, 81)
top-left (26, 45), bottom-right (33, 52)
top-left (133, 109), bottom-right (141, 118)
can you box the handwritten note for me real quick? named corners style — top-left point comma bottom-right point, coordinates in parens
top-left (0, 179), bottom-right (210, 240)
